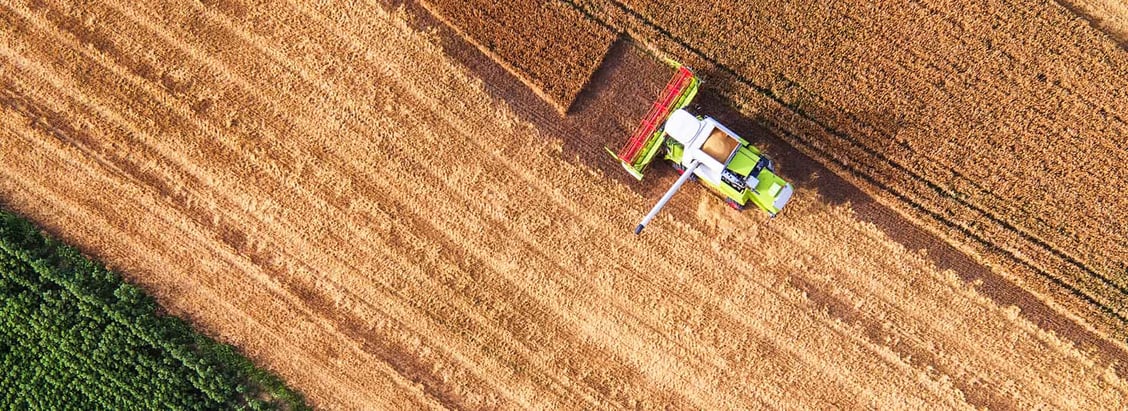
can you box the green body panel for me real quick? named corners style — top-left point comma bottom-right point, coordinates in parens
top-left (664, 141), bottom-right (685, 166)
top-left (726, 150), bottom-right (757, 176)
top-left (663, 139), bottom-right (791, 215)
top-left (744, 171), bottom-right (790, 215)
top-left (662, 140), bottom-right (741, 202)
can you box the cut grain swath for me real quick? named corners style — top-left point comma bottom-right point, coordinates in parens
top-left (609, 64), bottom-right (699, 180)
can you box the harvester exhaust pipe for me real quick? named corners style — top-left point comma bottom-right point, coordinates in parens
top-left (635, 160), bottom-right (701, 235)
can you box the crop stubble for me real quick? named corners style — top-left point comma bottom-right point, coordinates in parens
top-left (1, 0), bottom-right (1126, 408)
top-left (1058, 0), bottom-right (1128, 44)
top-left (568, 0), bottom-right (1128, 341)
top-left (418, 0), bottom-right (616, 113)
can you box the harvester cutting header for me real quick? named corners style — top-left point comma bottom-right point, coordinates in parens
top-left (609, 63), bottom-right (794, 234)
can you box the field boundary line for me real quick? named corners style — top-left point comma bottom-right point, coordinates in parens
top-left (0, 4), bottom-right (499, 405)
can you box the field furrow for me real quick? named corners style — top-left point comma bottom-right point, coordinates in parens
top-left (1045, 0), bottom-right (1128, 46)
top-left (418, 0), bottom-right (616, 113)
top-left (567, 0), bottom-right (1128, 342)
top-left (2, 0), bottom-right (1126, 408)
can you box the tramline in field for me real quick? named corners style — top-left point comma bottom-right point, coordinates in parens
top-left (610, 63), bottom-right (794, 234)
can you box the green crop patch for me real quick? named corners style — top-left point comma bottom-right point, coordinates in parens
top-left (0, 209), bottom-right (307, 410)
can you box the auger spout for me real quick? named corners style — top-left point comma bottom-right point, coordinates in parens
top-left (635, 160), bottom-right (701, 235)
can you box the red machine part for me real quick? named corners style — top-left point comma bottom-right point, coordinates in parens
top-left (616, 66), bottom-right (696, 164)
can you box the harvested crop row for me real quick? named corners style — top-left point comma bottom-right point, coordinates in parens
top-left (568, 0), bottom-right (1128, 338)
top-left (419, 0), bottom-right (617, 113)
top-left (3, 0), bottom-right (1128, 408)
top-left (1059, 0), bottom-right (1128, 44)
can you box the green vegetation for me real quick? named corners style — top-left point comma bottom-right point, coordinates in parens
top-left (0, 210), bottom-right (307, 410)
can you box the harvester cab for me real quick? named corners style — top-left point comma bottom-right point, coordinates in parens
top-left (607, 63), bottom-right (794, 234)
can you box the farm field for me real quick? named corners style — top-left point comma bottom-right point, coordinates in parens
top-left (0, 210), bottom-right (305, 409)
top-left (1, 0), bottom-right (1126, 409)
top-left (567, 0), bottom-right (1128, 342)
top-left (417, 0), bottom-right (616, 112)
top-left (1061, 0), bottom-right (1128, 43)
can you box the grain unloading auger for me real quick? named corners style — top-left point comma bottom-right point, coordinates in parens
top-left (608, 63), bottom-right (794, 234)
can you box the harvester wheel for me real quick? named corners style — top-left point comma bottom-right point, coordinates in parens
top-left (725, 198), bottom-right (745, 211)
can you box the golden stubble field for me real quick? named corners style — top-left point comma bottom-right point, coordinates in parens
top-left (1, 0), bottom-right (1126, 408)
top-left (569, 0), bottom-right (1128, 347)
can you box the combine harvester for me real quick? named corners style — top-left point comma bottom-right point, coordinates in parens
top-left (609, 63), bottom-right (794, 234)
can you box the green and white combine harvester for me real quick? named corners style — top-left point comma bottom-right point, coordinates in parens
top-left (609, 63), bottom-right (794, 234)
